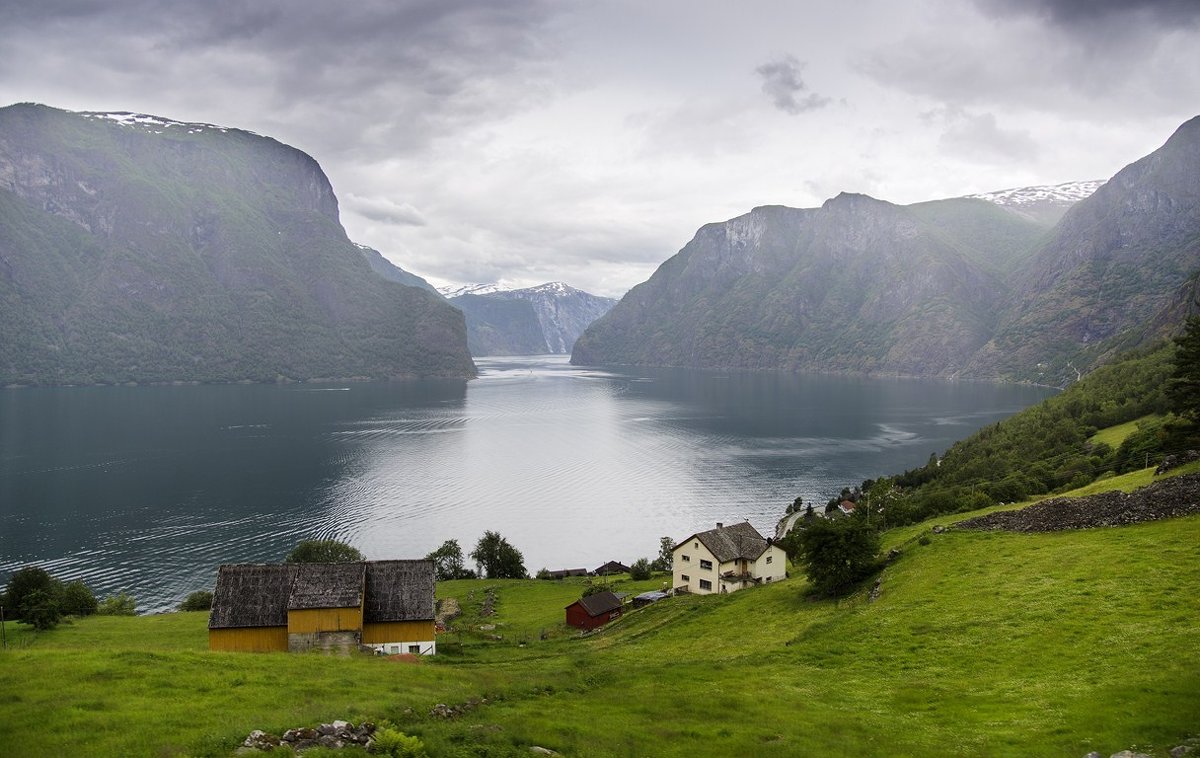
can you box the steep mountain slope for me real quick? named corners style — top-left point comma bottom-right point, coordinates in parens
top-left (446, 282), bottom-right (616, 356)
top-left (965, 180), bottom-right (1105, 226)
top-left (906, 197), bottom-right (1050, 276)
top-left (451, 294), bottom-right (548, 356)
top-left (0, 104), bottom-right (475, 384)
top-left (969, 116), bottom-right (1200, 384)
top-left (573, 195), bottom-right (1006, 375)
top-left (355, 244), bottom-right (440, 295)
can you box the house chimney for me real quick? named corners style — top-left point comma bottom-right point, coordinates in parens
top-left (716, 522), bottom-right (723, 529)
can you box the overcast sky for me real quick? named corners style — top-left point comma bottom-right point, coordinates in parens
top-left (2, 0), bottom-right (1198, 297)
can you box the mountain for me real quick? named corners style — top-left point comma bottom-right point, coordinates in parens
top-left (965, 180), bottom-right (1106, 226)
top-left (573, 196), bottom-right (1012, 375)
top-left (0, 104), bottom-right (475, 384)
top-left (355, 244), bottom-right (440, 295)
top-left (573, 117), bottom-right (1200, 384)
top-left (446, 282), bottom-right (617, 356)
top-left (968, 116), bottom-right (1200, 384)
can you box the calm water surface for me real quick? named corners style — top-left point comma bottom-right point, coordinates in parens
top-left (0, 355), bottom-right (1054, 611)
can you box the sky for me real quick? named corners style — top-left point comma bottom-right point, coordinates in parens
top-left (1, 0), bottom-right (1198, 298)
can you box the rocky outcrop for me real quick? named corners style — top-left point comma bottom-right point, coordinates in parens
top-left (957, 473), bottom-right (1200, 532)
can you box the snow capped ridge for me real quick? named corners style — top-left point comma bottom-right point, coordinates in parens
top-left (78, 110), bottom-right (253, 136)
top-left (967, 180), bottom-right (1106, 207)
top-left (520, 281), bottom-right (575, 295)
top-left (437, 283), bottom-right (504, 298)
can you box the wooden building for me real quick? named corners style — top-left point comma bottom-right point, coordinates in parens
top-left (593, 561), bottom-right (631, 576)
top-left (208, 560), bottom-right (436, 654)
top-left (565, 590), bottom-right (624, 631)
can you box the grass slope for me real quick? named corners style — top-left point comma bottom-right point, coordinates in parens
top-left (2, 496), bottom-right (1197, 757)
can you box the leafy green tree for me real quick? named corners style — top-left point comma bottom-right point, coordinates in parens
top-left (424, 539), bottom-right (474, 580)
top-left (284, 538), bottom-right (364, 564)
top-left (1168, 316), bottom-right (1200, 419)
top-left (59, 580), bottom-right (98, 616)
top-left (795, 517), bottom-right (881, 596)
top-left (20, 588), bottom-right (62, 630)
top-left (178, 591), bottom-right (214, 611)
top-left (629, 558), bottom-right (652, 581)
top-left (650, 536), bottom-right (674, 572)
top-left (4, 566), bottom-right (58, 620)
top-left (97, 592), bottom-right (137, 616)
top-left (469, 531), bottom-right (526, 579)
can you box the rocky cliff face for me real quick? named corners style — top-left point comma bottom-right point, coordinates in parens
top-left (445, 282), bottom-right (616, 356)
top-left (574, 116), bottom-right (1200, 384)
top-left (0, 104), bottom-right (475, 384)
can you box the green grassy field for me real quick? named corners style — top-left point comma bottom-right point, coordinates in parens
top-left (1088, 414), bottom-right (1162, 448)
top-left (3, 469), bottom-right (1198, 756)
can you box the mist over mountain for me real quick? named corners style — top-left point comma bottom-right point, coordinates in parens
top-left (573, 117), bottom-right (1200, 385)
top-left (0, 103), bottom-right (475, 385)
top-left (443, 282), bottom-right (617, 356)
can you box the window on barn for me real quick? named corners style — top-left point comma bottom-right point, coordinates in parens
top-left (699, 579), bottom-right (712, 590)
top-left (700, 559), bottom-right (712, 570)
top-left (409, 645), bottom-right (420, 655)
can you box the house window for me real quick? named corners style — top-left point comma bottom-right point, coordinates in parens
top-left (408, 645), bottom-right (420, 655)
top-left (389, 645), bottom-right (399, 654)
top-left (700, 559), bottom-right (713, 570)
top-left (694, 542), bottom-right (698, 549)
top-left (765, 577), bottom-right (771, 583)
top-left (699, 579), bottom-right (712, 591)
top-left (681, 574), bottom-right (690, 582)
top-left (681, 554), bottom-right (690, 562)
top-left (766, 555), bottom-right (773, 564)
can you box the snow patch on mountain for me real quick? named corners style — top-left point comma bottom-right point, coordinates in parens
top-left (437, 283), bottom-right (505, 298)
top-left (79, 111), bottom-right (251, 136)
top-left (967, 180), bottom-right (1106, 207)
top-left (441, 282), bottom-right (617, 354)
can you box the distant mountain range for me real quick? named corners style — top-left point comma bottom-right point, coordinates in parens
top-left (574, 116), bottom-right (1200, 386)
top-left (0, 104), bottom-right (475, 385)
top-left (439, 282), bottom-right (617, 356)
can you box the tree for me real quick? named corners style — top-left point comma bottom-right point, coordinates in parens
top-left (20, 588), bottom-right (62, 630)
top-left (285, 538), bottom-right (364, 564)
top-left (179, 591), bottom-right (214, 611)
top-left (1168, 316), bottom-right (1200, 420)
top-left (4, 566), bottom-right (59, 621)
top-left (424, 539), bottom-right (474, 581)
top-left (59, 580), bottom-right (98, 616)
top-left (469, 531), bottom-right (526, 579)
top-left (629, 557), bottom-right (652, 581)
top-left (795, 517), bottom-right (881, 596)
top-left (650, 536), bottom-right (674, 572)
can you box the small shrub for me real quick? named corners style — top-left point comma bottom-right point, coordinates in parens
top-left (918, 534), bottom-right (932, 546)
top-left (629, 558), bottom-right (652, 581)
top-left (371, 727), bottom-right (428, 757)
top-left (20, 588), bottom-right (62, 630)
top-left (59, 580), bottom-right (99, 616)
top-left (97, 592), bottom-right (137, 616)
top-left (178, 590), bottom-right (213, 611)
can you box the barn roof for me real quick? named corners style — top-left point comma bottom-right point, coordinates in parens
top-left (287, 562), bottom-right (365, 610)
top-left (363, 560), bottom-right (435, 622)
top-left (676, 521), bottom-right (771, 563)
top-left (208, 564), bottom-right (296, 629)
top-left (570, 590), bottom-right (623, 617)
top-left (593, 561), bottom-right (631, 575)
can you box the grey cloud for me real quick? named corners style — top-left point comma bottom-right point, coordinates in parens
top-left (975, 0), bottom-right (1200, 27)
top-left (755, 56), bottom-right (830, 115)
top-left (344, 194), bottom-right (427, 226)
top-left (936, 111), bottom-right (1039, 163)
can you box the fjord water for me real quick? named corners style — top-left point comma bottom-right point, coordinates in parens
top-left (0, 356), bottom-right (1054, 611)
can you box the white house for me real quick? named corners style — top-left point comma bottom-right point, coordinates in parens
top-left (672, 521), bottom-right (787, 595)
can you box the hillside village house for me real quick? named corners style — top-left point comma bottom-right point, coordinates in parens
top-left (208, 560), bottom-right (436, 654)
top-left (672, 522), bottom-right (787, 595)
top-left (564, 590), bottom-right (625, 630)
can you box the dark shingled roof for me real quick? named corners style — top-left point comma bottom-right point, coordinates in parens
top-left (678, 522), bottom-right (770, 563)
top-left (287, 562), bottom-right (365, 610)
top-left (593, 561), bottom-right (631, 576)
top-left (570, 590), bottom-right (623, 617)
top-left (208, 564), bottom-right (296, 629)
top-left (363, 560), bottom-right (435, 622)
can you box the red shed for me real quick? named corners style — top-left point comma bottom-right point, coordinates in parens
top-left (564, 591), bottom-right (624, 631)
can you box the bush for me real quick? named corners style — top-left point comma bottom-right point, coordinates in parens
top-left (285, 539), bottom-right (364, 563)
top-left (19, 588), bottom-right (62, 630)
top-left (4, 566), bottom-right (57, 620)
top-left (97, 592), bottom-right (137, 616)
top-left (370, 727), bottom-right (428, 757)
top-left (59, 580), bottom-right (98, 616)
top-left (629, 558), bottom-right (652, 581)
top-left (795, 517), bottom-right (881, 597)
top-left (178, 590), bottom-right (213, 611)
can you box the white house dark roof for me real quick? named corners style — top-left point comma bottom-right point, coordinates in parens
top-left (676, 522), bottom-right (771, 563)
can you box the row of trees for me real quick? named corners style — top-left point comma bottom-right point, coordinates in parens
top-left (425, 532), bottom-right (527, 580)
top-left (2, 567), bottom-right (137, 630)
